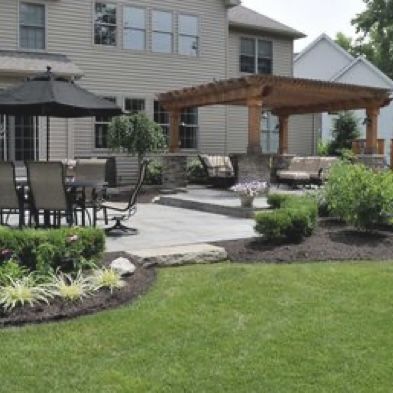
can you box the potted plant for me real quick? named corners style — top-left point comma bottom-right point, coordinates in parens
top-left (231, 181), bottom-right (269, 208)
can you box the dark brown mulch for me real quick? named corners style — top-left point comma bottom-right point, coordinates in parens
top-left (214, 218), bottom-right (393, 264)
top-left (0, 252), bottom-right (156, 329)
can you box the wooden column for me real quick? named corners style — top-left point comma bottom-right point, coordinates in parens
top-left (247, 98), bottom-right (263, 154)
top-left (365, 106), bottom-right (380, 154)
top-left (169, 110), bottom-right (181, 153)
top-left (278, 114), bottom-right (289, 155)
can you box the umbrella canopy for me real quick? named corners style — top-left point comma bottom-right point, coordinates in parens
top-left (0, 67), bottom-right (122, 118)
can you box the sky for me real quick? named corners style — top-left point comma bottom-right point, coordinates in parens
top-left (242, 0), bottom-right (366, 52)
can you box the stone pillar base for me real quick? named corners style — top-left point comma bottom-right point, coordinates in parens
top-left (356, 154), bottom-right (385, 170)
top-left (234, 154), bottom-right (273, 183)
top-left (162, 154), bottom-right (188, 191)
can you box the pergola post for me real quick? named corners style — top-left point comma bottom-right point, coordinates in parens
top-left (168, 109), bottom-right (181, 153)
top-left (278, 114), bottom-right (289, 155)
top-left (247, 98), bottom-right (263, 154)
top-left (365, 106), bottom-right (380, 154)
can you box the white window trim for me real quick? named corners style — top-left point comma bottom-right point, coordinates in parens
top-left (151, 8), bottom-right (174, 54)
top-left (123, 5), bottom-right (147, 52)
top-left (93, 1), bottom-right (118, 48)
top-left (178, 13), bottom-right (200, 57)
top-left (93, 95), bottom-right (117, 151)
top-left (240, 36), bottom-right (273, 75)
top-left (18, 0), bottom-right (48, 52)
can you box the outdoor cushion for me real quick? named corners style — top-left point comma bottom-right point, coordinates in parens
top-left (199, 154), bottom-right (235, 178)
top-left (277, 170), bottom-right (310, 181)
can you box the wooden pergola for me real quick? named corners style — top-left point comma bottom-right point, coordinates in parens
top-left (159, 74), bottom-right (392, 155)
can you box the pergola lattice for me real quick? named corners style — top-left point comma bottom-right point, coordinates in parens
top-left (159, 74), bottom-right (392, 155)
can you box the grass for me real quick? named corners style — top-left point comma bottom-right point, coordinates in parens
top-left (1, 262), bottom-right (393, 392)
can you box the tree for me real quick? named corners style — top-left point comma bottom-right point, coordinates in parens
top-left (335, 0), bottom-right (393, 79)
top-left (328, 111), bottom-right (360, 155)
top-left (108, 113), bottom-right (167, 170)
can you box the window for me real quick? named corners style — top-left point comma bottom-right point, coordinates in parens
top-left (261, 112), bottom-right (279, 154)
top-left (154, 101), bottom-right (170, 141)
top-left (180, 107), bottom-right (198, 149)
top-left (178, 14), bottom-right (199, 56)
top-left (154, 102), bottom-right (198, 148)
top-left (123, 7), bottom-right (146, 50)
top-left (240, 38), bottom-right (273, 75)
top-left (19, 2), bottom-right (46, 50)
top-left (95, 97), bottom-right (116, 148)
top-left (152, 10), bottom-right (173, 53)
top-left (94, 3), bottom-right (117, 46)
top-left (124, 98), bottom-right (145, 114)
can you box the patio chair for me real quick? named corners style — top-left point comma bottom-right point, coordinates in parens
top-left (0, 162), bottom-right (25, 228)
top-left (26, 161), bottom-right (75, 227)
top-left (198, 154), bottom-right (236, 188)
top-left (74, 158), bottom-right (108, 226)
top-left (100, 160), bottom-right (149, 234)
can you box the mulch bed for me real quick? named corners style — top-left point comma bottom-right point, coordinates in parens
top-left (214, 218), bottom-right (393, 263)
top-left (0, 252), bottom-right (156, 329)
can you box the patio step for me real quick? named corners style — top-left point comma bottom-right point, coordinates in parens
top-left (126, 243), bottom-right (228, 267)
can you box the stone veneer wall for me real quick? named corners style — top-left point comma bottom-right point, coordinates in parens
top-left (162, 154), bottom-right (188, 190)
top-left (234, 154), bottom-right (274, 183)
top-left (356, 154), bottom-right (385, 170)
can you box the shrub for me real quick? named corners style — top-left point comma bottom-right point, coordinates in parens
top-left (267, 194), bottom-right (289, 209)
top-left (324, 162), bottom-right (393, 229)
top-left (187, 159), bottom-right (208, 184)
top-left (0, 260), bottom-right (29, 287)
top-left (145, 160), bottom-right (163, 185)
top-left (0, 227), bottom-right (105, 274)
top-left (0, 275), bottom-right (53, 312)
top-left (255, 195), bottom-right (318, 242)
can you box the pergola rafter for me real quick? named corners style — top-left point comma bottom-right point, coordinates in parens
top-left (158, 74), bottom-right (392, 155)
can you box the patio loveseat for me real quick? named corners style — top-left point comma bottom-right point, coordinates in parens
top-left (198, 154), bottom-right (236, 188)
top-left (276, 156), bottom-right (338, 187)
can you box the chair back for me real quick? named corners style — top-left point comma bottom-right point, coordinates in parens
top-left (75, 159), bottom-right (107, 201)
top-left (26, 162), bottom-right (68, 210)
top-left (0, 162), bottom-right (20, 209)
top-left (127, 160), bottom-right (149, 209)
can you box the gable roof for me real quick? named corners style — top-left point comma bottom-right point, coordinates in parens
top-left (295, 33), bottom-right (354, 63)
top-left (228, 5), bottom-right (305, 39)
top-left (331, 56), bottom-right (393, 88)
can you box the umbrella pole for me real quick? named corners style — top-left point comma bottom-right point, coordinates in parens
top-left (46, 116), bottom-right (50, 161)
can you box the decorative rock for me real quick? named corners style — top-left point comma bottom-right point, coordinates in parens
top-left (127, 244), bottom-right (228, 267)
top-left (110, 257), bottom-right (136, 276)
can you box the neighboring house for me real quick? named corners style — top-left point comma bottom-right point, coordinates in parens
top-left (293, 33), bottom-right (393, 161)
top-left (0, 1), bottom-right (303, 184)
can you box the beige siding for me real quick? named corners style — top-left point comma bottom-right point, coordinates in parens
top-left (288, 114), bottom-right (320, 156)
top-left (227, 29), bottom-right (294, 154)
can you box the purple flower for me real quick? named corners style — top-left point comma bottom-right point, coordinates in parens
top-left (231, 181), bottom-right (268, 197)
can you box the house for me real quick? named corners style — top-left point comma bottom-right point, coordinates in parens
top-left (293, 33), bottom-right (393, 161)
top-left (0, 1), bottom-right (304, 184)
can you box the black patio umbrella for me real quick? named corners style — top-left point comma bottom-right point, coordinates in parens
top-left (0, 66), bottom-right (122, 160)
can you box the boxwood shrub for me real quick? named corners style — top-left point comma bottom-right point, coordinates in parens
top-left (255, 195), bottom-right (318, 242)
top-left (0, 227), bottom-right (105, 273)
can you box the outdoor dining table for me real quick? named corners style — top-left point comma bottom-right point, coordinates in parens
top-left (15, 178), bottom-right (108, 228)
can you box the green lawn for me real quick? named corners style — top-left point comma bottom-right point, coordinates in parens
top-left (1, 262), bottom-right (393, 393)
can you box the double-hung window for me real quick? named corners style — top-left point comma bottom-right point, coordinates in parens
top-left (123, 7), bottom-right (146, 50)
top-left (124, 98), bottom-right (145, 114)
top-left (19, 2), bottom-right (46, 50)
top-left (240, 38), bottom-right (273, 74)
top-left (95, 97), bottom-right (116, 149)
top-left (154, 101), bottom-right (170, 141)
top-left (152, 10), bottom-right (173, 53)
top-left (178, 14), bottom-right (199, 56)
top-left (94, 3), bottom-right (117, 46)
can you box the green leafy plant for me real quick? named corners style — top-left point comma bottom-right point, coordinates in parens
top-left (317, 141), bottom-right (330, 156)
top-left (187, 159), bottom-right (208, 184)
top-left (0, 227), bottom-right (105, 274)
top-left (256, 195), bottom-right (318, 242)
top-left (328, 112), bottom-right (360, 155)
top-left (90, 268), bottom-right (125, 293)
top-left (0, 275), bottom-right (52, 312)
top-left (324, 162), bottom-right (393, 229)
top-left (0, 260), bottom-right (29, 287)
top-left (50, 271), bottom-right (94, 302)
top-left (145, 160), bottom-right (163, 185)
top-left (108, 113), bottom-right (167, 171)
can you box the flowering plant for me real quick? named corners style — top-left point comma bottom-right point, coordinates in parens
top-left (230, 181), bottom-right (268, 198)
